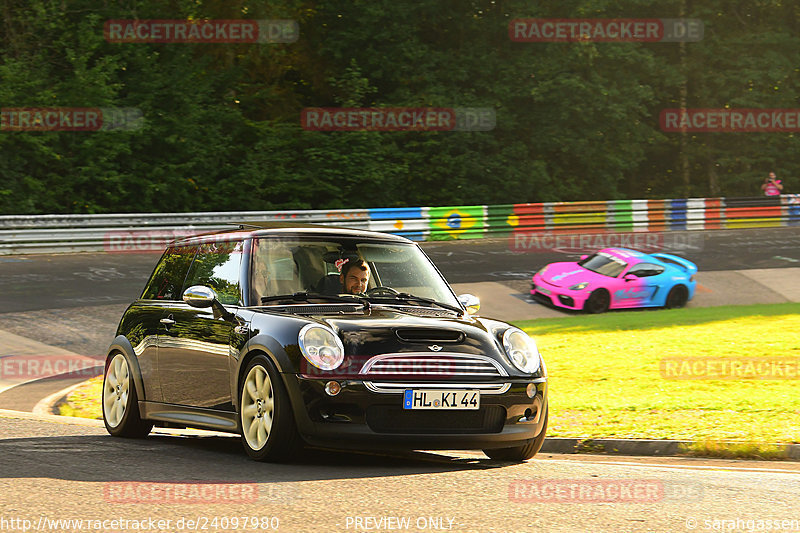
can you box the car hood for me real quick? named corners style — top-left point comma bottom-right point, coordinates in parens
top-left (318, 307), bottom-right (501, 357)
top-left (248, 305), bottom-right (528, 378)
top-left (538, 262), bottom-right (609, 288)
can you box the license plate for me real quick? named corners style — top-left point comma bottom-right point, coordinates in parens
top-left (537, 287), bottom-right (551, 296)
top-left (403, 390), bottom-right (480, 410)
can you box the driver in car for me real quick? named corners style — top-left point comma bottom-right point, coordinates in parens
top-left (339, 258), bottom-right (370, 294)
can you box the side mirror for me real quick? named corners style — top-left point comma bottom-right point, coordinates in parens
top-left (183, 285), bottom-right (217, 308)
top-left (623, 273), bottom-right (637, 282)
top-left (579, 255), bottom-right (588, 261)
top-left (183, 285), bottom-right (236, 320)
top-left (458, 293), bottom-right (481, 315)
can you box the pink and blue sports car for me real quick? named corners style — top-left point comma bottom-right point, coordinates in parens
top-left (530, 247), bottom-right (698, 313)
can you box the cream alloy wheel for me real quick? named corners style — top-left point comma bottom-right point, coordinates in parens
top-left (241, 365), bottom-right (274, 450)
top-left (237, 355), bottom-right (300, 461)
top-left (103, 353), bottom-right (130, 428)
top-left (102, 352), bottom-right (151, 438)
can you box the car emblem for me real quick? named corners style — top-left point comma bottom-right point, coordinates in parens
top-left (428, 345), bottom-right (443, 352)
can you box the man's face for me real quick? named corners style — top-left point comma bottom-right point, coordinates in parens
top-left (342, 267), bottom-right (369, 294)
top-left (769, 172), bottom-right (776, 180)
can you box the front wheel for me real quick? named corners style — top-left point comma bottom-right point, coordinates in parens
top-left (584, 289), bottom-right (610, 314)
top-left (102, 353), bottom-right (152, 438)
top-left (239, 355), bottom-right (301, 461)
top-left (484, 407), bottom-right (548, 461)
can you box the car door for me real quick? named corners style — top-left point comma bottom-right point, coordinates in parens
top-left (157, 240), bottom-right (244, 411)
top-left (615, 263), bottom-right (665, 307)
top-left (131, 246), bottom-right (195, 403)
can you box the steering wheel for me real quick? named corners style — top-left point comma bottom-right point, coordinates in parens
top-left (366, 286), bottom-right (399, 297)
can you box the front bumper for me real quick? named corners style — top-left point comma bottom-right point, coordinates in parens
top-left (283, 375), bottom-right (548, 451)
top-left (531, 278), bottom-right (588, 311)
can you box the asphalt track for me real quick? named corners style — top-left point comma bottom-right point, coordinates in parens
top-left (1, 409), bottom-right (799, 533)
top-left (2, 226), bottom-right (800, 314)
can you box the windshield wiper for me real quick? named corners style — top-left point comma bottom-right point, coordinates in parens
top-left (260, 292), bottom-right (368, 306)
top-left (365, 292), bottom-right (463, 314)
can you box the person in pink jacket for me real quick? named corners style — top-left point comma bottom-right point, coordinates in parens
top-left (761, 171), bottom-right (784, 196)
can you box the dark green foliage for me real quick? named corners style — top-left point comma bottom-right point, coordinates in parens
top-left (1, 0), bottom-right (797, 214)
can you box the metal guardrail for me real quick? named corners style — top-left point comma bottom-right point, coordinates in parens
top-left (1, 195), bottom-right (798, 255)
top-left (0, 210), bottom-right (371, 254)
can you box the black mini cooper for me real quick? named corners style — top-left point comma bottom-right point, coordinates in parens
top-left (103, 224), bottom-right (548, 461)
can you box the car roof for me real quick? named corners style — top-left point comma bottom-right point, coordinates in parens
top-left (596, 247), bottom-right (651, 265)
top-left (171, 221), bottom-right (413, 247)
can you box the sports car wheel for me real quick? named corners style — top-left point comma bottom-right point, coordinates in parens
top-left (584, 289), bottom-right (610, 314)
top-left (665, 285), bottom-right (689, 309)
top-left (239, 355), bottom-right (301, 461)
top-left (102, 353), bottom-right (152, 438)
top-left (484, 407), bottom-right (548, 461)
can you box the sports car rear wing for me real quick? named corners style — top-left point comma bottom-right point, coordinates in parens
top-left (650, 253), bottom-right (698, 275)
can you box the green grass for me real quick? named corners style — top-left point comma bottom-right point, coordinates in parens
top-left (514, 303), bottom-right (800, 444)
top-left (58, 375), bottom-right (102, 420)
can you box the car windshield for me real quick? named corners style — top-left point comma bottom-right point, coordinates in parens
top-left (577, 252), bottom-right (628, 278)
top-left (250, 236), bottom-right (459, 308)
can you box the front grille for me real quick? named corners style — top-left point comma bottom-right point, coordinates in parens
top-left (366, 405), bottom-right (506, 434)
top-left (558, 295), bottom-right (575, 307)
top-left (360, 353), bottom-right (507, 378)
top-left (531, 292), bottom-right (554, 306)
top-left (395, 328), bottom-right (464, 343)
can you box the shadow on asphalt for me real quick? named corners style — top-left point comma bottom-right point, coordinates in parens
top-left (0, 432), bottom-right (509, 483)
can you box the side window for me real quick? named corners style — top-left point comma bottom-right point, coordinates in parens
top-left (141, 247), bottom-right (196, 301)
top-left (628, 263), bottom-right (665, 278)
top-left (250, 239), bottom-right (302, 302)
top-left (183, 241), bottom-right (243, 305)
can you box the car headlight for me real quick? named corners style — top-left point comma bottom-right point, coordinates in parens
top-left (569, 282), bottom-right (589, 290)
top-left (501, 327), bottom-right (542, 374)
top-left (298, 324), bottom-right (345, 370)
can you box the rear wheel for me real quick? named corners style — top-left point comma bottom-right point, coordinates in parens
top-left (484, 407), bottom-right (548, 461)
top-left (584, 289), bottom-right (610, 314)
top-left (102, 353), bottom-right (152, 438)
top-left (239, 355), bottom-right (301, 461)
top-left (665, 285), bottom-right (689, 309)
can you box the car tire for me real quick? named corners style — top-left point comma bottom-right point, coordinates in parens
top-left (483, 406), bottom-right (548, 462)
top-left (665, 285), bottom-right (689, 309)
top-left (238, 355), bottom-right (302, 462)
top-left (584, 289), bottom-right (610, 314)
top-left (102, 353), bottom-right (153, 438)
